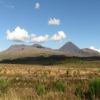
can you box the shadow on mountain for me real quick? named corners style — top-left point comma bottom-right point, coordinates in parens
top-left (0, 55), bottom-right (100, 65)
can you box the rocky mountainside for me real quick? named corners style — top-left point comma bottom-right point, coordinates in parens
top-left (0, 42), bottom-right (100, 61)
top-left (59, 42), bottom-right (100, 56)
top-left (59, 42), bottom-right (80, 54)
top-left (0, 44), bottom-right (69, 61)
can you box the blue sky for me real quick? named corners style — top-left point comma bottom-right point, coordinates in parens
top-left (0, 0), bottom-right (100, 52)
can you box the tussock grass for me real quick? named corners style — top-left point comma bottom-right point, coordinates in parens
top-left (0, 59), bottom-right (100, 99)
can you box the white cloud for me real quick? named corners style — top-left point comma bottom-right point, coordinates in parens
top-left (6, 27), bottom-right (67, 44)
top-left (51, 31), bottom-right (66, 43)
top-left (6, 26), bottom-right (29, 42)
top-left (30, 34), bottom-right (49, 43)
top-left (30, 34), bottom-right (36, 37)
top-left (35, 3), bottom-right (40, 9)
top-left (48, 18), bottom-right (60, 25)
top-left (6, 5), bottom-right (14, 9)
top-left (89, 46), bottom-right (100, 53)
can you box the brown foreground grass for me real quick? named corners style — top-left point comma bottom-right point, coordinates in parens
top-left (0, 60), bottom-right (100, 100)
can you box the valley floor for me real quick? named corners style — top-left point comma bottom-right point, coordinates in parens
top-left (0, 59), bottom-right (100, 100)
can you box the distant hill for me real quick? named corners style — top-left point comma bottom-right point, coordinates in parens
top-left (79, 48), bottom-right (100, 56)
top-left (59, 42), bottom-right (80, 54)
top-left (32, 44), bottom-right (52, 50)
top-left (0, 42), bottom-right (100, 61)
top-left (0, 44), bottom-right (70, 61)
top-left (59, 42), bottom-right (100, 56)
top-left (32, 44), bottom-right (44, 48)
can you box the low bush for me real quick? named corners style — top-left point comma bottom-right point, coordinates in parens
top-left (77, 70), bottom-right (80, 75)
top-left (73, 71), bottom-right (76, 75)
top-left (66, 68), bottom-right (71, 75)
top-left (36, 84), bottom-right (45, 95)
top-left (41, 71), bottom-right (44, 76)
top-left (0, 79), bottom-right (10, 95)
top-left (85, 77), bottom-right (100, 100)
top-left (75, 83), bottom-right (83, 100)
top-left (0, 69), bottom-right (2, 72)
top-left (55, 80), bottom-right (66, 92)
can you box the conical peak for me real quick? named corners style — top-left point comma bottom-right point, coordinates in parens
top-left (59, 42), bottom-right (80, 54)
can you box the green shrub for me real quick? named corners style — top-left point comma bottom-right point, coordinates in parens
top-left (66, 68), bottom-right (71, 75)
top-left (85, 77), bottom-right (100, 100)
top-left (55, 80), bottom-right (66, 92)
top-left (41, 71), bottom-right (44, 76)
top-left (75, 83), bottom-right (83, 100)
top-left (73, 71), bottom-right (76, 75)
top-left (0, 79), bottom-right (10, 95)
top-left (36, 84), bottom-right (45, 95)
top-left (0, 69), bottom-right (2, 72)
top-left (98, 68), bottom-right (100, 73)
top-left (77, 70), bottom-right (80, 75)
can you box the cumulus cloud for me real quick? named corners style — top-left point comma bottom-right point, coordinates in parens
top-left (6, 26), bottom-right (29, 42)
top-left (48, 18), bottom-right (60, 25)
top-left (35, 3), bottom-right (40, 9)
top-left (6, 27), bottom-right (67, 44)
top-left (30, 34), bottom-right (36, 37)
top-left (51, 31), bottom-right (66, 43)
top-left (89, 46), bottom-right (100, 53)
top-left (30, 34), bottom-right (49, 43)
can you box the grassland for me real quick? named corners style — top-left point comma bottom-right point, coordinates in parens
top-left (0, 57), bottom-right (100, 100)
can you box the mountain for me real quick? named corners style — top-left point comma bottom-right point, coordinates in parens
top-left (0, 44), bottom-right (69, 61)
top-left (59, 42), bottom-right (100, 56)
top-left (32, 44), bottom-right (44, 48)
top-left (59, 42), bottom-right (80, 54)
top-left (0, 42), bottom-right (100, 61)
top-left (32, 44), bottom-right (52, 50)
top-left (7, 44), bottom-right (28, 50)
top-left (79, 48), bottom-right (100, 56)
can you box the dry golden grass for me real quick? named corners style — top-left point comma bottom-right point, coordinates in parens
top-left (0, 60), bottom-right (100, 100)
top-left (0, 63), bottom-right (100, 78)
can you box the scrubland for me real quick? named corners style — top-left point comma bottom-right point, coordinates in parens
top-left (0, 58), bottom-right (100, 100)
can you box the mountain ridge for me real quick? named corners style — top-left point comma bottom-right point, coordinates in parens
top-left (59, 42), bottom-right (100, 56)
top-left (0, 42), bottom-right (100, 61)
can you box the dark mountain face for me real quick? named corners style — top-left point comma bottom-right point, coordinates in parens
top-left (0, 44), bottom-right (66, 61)
top-left (79, 48), bottom-right (100, 56)
top-left (32, 44), bottom-right (44, 48)
top-left (0, 42), bottom-right (100, 62)
top-left (59, 42), bottom-right (80, 54)
top-left (59, 42), bottom-right (100, 56)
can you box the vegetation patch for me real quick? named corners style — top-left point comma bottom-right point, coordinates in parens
top-left (0, 79), bottom-right (10, 95)
top-left (36, 84), bottom-right (45, 95)
top-left (55, 80), bottom-right (66, 92)
top-left (50, 58), bottom-right (87, 65)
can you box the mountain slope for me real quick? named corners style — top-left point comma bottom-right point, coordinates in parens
top-left (59, 42), bottom-right (100, 56)
top-left (0, 44), bottom-right (70, 61)
top-left (59, 42), bottom-right (80, 54)
top-left (0, 42), bottom-right (100, 61)
top-left (79, 48), bottom-right (100, 56)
